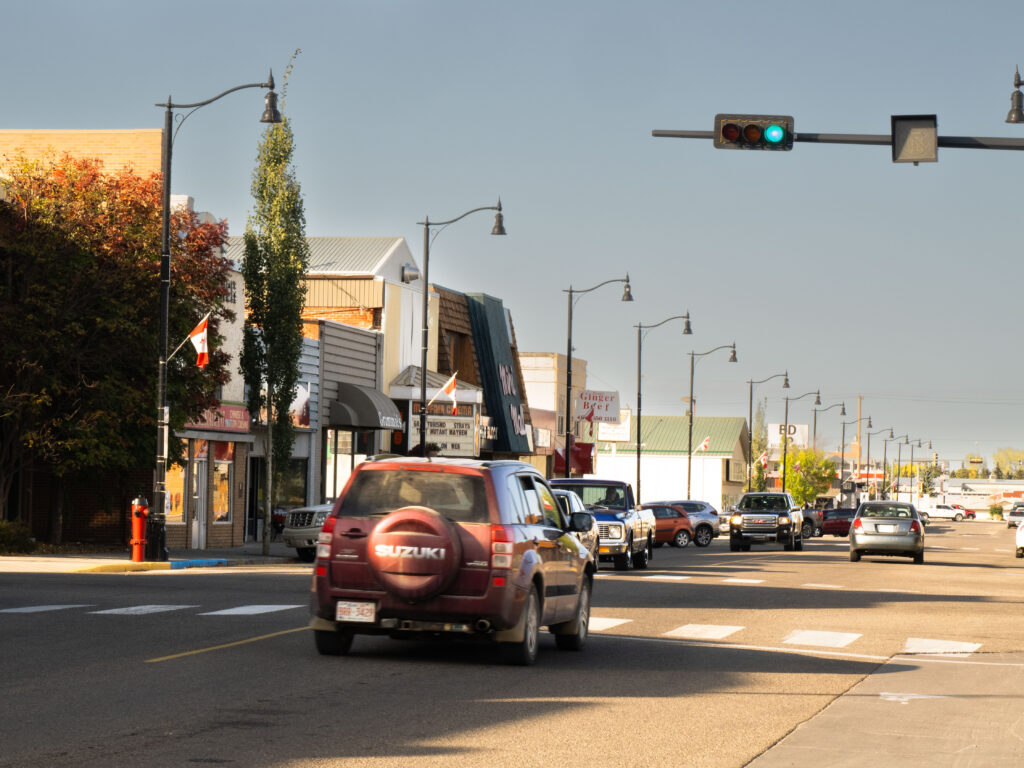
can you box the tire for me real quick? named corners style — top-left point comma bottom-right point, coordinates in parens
top-left (913, 552), bottom-right (924, 565)
top-left (784, 531), bottom-right (795, 551)
top-left (554, 578), bottom-right (591, 651)
top-left (673, 529), bottom-right (691, 548)
top-left (296, 547), bottom-right (316, 563)
top-left (801, 522), bottom-right (813, 540)
top-left (849, 549), bottom-right (861, 562)
top-left (794, 534), bottom-right (803, 552)
top-left (613, 538), bottom-right (633, 570)
top-left (501, 586), bottom-right (540, 665)
top-left (920, 512), bottom-right (929, 521)
top-left (729, 539), bottom-right (741, 552)
top-left (694, 525), bottom-right (713, 548)
top-left (741, 544), bottom-right (751, 552)
top-left (314, 627), bottom-right (354, 656)
top-left (814, 527), bottom-right (823, 537)
top-left (954, 513), bottom-right (963, 522)
top-left (1016, 548), bottom-right (1023, 559)
top-left (633, 538), bottom-right (651, 569)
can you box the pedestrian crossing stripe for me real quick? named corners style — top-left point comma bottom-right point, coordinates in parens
top-left (588, 617), bottom-right (632, 632)
top-left (91, 605), bottom-right (199, 615)
top-left (723, 578), bottom-right (764, 584)
top-left (663, 624), bottom-right (744, 640)
top-left (783, 629), bottom-right (862, 648)
top-left (902, 637), bottom-right (982, 656)
top-left (641, 575), bottom-right (692, 581)
top-left (0, 604), bottom-right (93, 613)
top-left (198, 605), bottom-right (304, 616)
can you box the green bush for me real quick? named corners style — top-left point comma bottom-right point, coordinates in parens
top-left (990, 505), bottom-right (1004, 520)
top-left (0, 521), bottom-right (34, 554)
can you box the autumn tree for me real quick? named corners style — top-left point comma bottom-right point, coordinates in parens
top-left (782, 448), bottom-right (835, 507)
top-left (240, 76), bottom-right (309, 555)
top-left (0, 155), bottom-right (233, 539)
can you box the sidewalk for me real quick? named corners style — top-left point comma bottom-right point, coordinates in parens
top-left (0, 540), bottom-right (299, 574)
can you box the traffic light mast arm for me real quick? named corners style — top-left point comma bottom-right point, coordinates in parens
top-left (652, 129), bottom-right (1024, 151)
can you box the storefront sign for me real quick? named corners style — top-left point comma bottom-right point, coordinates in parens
top-left (410, 416), bottom-right (478, 457)
top-left (768, 423), bottom-right (809, 449)
top-left (579, 390), bottom-right (620, 423)
top-left (184, 404), bottom-right (251, 433)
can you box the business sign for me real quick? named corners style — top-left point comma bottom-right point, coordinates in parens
top-left (410, 415), bottom-right (478, 457)
top-left (578, 390), bottom-right (620, 423)
top-left (768, 423), bottom-right (809, 450)
top-left (598, 409), bottom-right (632, 442)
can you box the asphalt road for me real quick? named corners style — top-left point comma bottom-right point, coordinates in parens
top-left (2, 521), bottom-right (1023, 767)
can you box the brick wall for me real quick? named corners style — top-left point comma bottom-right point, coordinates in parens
top-left (0, 129), bottom-right (162, 176)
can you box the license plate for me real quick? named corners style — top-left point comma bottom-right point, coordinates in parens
top-left (877, 524), bottom-right (896, 533)
top-left (335, 601), bottom-right (376, 623)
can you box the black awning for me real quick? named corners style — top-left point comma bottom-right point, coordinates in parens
top-left (329, 383), bottom-right (404, 430)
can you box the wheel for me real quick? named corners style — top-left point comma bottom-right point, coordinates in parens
top-left (814, 527), bottom-right (823, 537)
top-left (296, 547), bottom-right (316, 563)
top-left (801, 522), bottom-right (813, 539)
top-left (729, 539), bottom-right (741, 552)
top-left (633, 538), bottom-right (651, 569)
top-left (693, 525), bottom-right (713, 548)
top-left (613, 537), bottom-right (633, 570)
top-left (1016, 548), bottom-right (1023, 559)
top-left (314, 627), bottom-right (354, 656)
top-left (794, 535), bottom-right (803, 552)
top-left (741, 544), bottom-right (751, 552)
top-left (501, 586), bottom-right (540, 665)
top-left (913, 552), bottom-right (924, 565)
top-left (784, 531), bottom-right (795, 551)
top-left (673, 529), bottom-right (691, 548)
top-left (554, 578), bottom-right (591, 651)
top-left (849, 549), bottom-right (861, 562)
top-left (954, 513), bottom-right (963, 522)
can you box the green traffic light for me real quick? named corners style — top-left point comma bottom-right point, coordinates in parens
top-left (764, 124), bottom-right (786, 144)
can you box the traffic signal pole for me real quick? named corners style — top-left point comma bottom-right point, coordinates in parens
top-left (652, 128), bottom-right (1024, 151)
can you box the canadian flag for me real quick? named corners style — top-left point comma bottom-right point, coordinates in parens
top-left (758, 450), bottom-right (768, 468)
top-left (188, 313), bottom-right (210, 369)
top-left (697, 435), bottom-right (710, 452)
top-left (442, 373), bottom-right (457, 415)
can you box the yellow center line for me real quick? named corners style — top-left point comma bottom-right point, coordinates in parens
top-left (145, 626), bottom-right (309, 663)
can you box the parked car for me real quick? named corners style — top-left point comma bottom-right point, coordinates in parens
top-left (822, 508), bottom-right (857, 537)
top-left (918, 504), bottom-right (967, 522)
top-left (729, 492), bottom-right (805, 551)
top-left (282, 502), bottom-right (334, 562)
top-left (553, 489), bottom-right (600, 567)
top-left (950, 504), bottom-right (975, 520)
top-left (849, 501), bottom-right (925, 564)
top-left (550, 479), bottom-right (656, 570)
top-left (640, 503), bottom-right (696, 548)
top-left (1016, 521), bottom-right (1024, 558)
top-left (803, 507), bottom-right (825, 538)
top-left (644, 499), bottom-right (720, 548)
top-left (1008, 504), bottom-right (1024, 529)
top-left (311, 457), bottom-right (595, 665)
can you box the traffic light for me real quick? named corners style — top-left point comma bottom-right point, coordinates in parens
top-left (933, 452), bottom-right (939, 467)
top-left (714, 114), bottom-right (794, 150)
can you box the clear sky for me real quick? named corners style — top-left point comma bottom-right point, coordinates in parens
top-left (7, 0), bottom-right (1024, 466)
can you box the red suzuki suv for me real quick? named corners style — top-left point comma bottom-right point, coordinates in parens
top-left (310, 457), bottom-right (596, 665)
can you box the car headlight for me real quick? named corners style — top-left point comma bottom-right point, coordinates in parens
top-left (315, 511), bottom-right (329, 526)
top-left (778, 516), bottom-right (790, 525)
top-left (730, 515), bottom-right (742, 526)
top-left (606, 523), bottom-right (624, 539)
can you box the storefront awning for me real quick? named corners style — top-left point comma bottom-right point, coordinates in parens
top-left (329, 383), bottom-right (404, 430)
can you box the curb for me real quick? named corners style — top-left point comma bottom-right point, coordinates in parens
top-left (79, 558), bottom-right (228, 573)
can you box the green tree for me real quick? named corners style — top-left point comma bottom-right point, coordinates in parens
top-left (918, 464), bottom-right (940, 495)
top-left (783, 447), bottom-right (835, 507)
top-left (993, 448), bottom-right (1024, 476)
top-left (0, 155), bottom-right (231, 539)
top-left (240, 65), bottom-right (309, 554)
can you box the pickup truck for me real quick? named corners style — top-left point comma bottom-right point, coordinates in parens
top-left (550, 479), bottom-right (655, 570)
top-left (729, 491), bottom-right (805, 551)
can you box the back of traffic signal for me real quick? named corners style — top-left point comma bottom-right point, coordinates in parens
top-left (713, 114), bottom-right (794, 150)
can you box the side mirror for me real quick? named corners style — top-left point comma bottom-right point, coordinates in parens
top-left (569, 511), bottom-right (594, 533)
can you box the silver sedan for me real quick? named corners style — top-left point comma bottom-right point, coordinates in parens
top-left (849, 501), bottom-right (925, 564)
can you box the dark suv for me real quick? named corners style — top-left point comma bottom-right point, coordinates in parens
top-left (310, 457), bottom-right (595, 665)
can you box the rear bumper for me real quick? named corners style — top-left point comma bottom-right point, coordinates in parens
top-left (850, 531), bottom-right (923, 554)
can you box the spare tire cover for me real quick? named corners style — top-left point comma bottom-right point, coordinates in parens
top-left (367, 506), bottom-right (463, 602)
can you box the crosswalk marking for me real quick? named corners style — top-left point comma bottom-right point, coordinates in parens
top-left (91, 605), bottom-right (199, 615)
top-left (902, 637), bottom-right (982, 657)
top-left (641, 575), bottom-right (691, 581)
top-left (664, 624), bottom-right (743, 640)
top-left (0, 604), bottom-right (92, 613)
top-left (198, 605), bottom-right (304, 616)
top-left (783, 629), bottom-right (861, 648)
top-left (588, 617), bottom-right (632, 632)
top-left (723, 578), bottom-right (764, 584)
top-left (802, 583), bottom-right (843, 589)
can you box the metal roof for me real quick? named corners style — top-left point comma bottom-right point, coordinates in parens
top-left (596, 415), bottom-right (748, 457)
top-left (225, 236), bottom-right (407, 275)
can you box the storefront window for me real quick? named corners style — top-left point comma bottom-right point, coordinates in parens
top-left (166, 462), bottom-right (186, 524)
top-left (276, 458), bottom-right (308, 511)
top-left (212, 443), bottom-right (232, 523)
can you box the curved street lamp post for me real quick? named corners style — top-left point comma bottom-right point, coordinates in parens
top-left (747, 372), bottom-right (789, 492)
top-left (416, 202), bottom-right (506, 453)
top-left (635, 313), bottom-right (691, 504)
top-left (908, 438), bottom-right (931, 504)
top-left (812, 401), bottom-right (845, 449)
top-left (687, 343), bottom-right (737, 499)
top-left (865, 426), bottom-right (894, 500)
top-left (781, 390), bottom-right (820, 493)
top-left (563, 276), bottom-right (634, 477)
top-left (152, 73), bottom-right (281, 561)
top-left (839, 416), bottom-right (871, 506)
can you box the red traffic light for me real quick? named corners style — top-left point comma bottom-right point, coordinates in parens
top-left (714, 114), bottom-right (794, 150)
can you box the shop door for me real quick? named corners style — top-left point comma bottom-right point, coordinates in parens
top-left (191, 459), bottom-right (208, 549)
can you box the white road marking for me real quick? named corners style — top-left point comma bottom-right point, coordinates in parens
top-left (641, 574), bottom-right (692, 581)
top-left (588, 617), bottom-right (633, 632)
top-left (664, 623), bottom-right (744, 640)
top-left (198, 604), bottom-right (304, 616)
top-left (723, 578), bottom-right (764, 584)
top-left (960, 547), bottom-right (980, 551)
top-left (874, 588), bottom-right (921, 594)
top-left (783, 629), bottom-right (861, 648)
top-left (880, 692), bottom-right (951, 703)
top-left (802, 583), bottom-right (843, 589)
top-left (91, 605), bottom-right (199, 615)
top-left (0, 604), bottom-right (92, 613)
top-left (902, 637), bottom-right (981, 657)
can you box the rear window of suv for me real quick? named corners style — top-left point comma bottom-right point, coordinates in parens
top-left (338, 469), bottom-right (489, 523)
top-left (738, 495), bottom-right (788, 511)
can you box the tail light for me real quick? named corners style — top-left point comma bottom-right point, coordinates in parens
top-left (852, 518), bottom-right (863, 530)
top-left (910, 520), bottom-right (921, 533)
top-left (316, 516), bottom-right (337, 560)
top-left (491, 525), bottom-right (514, 569)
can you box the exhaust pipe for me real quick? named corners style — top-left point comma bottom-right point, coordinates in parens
top-left (474, 619), bottom-right (491, 633)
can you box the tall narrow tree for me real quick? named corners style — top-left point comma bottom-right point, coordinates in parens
top-left (240, 70), bottom-right (308, 555)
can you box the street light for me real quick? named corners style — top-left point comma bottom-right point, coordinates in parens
top-left (1007, 67), bottom-right (1024, 123)
top-left (865, 426), bottom-right (893, 500)
top-left (153, 72), bottom-right (281, 561)
top-left (687, 343), bottom-right (737, 498)
top-left (812, 401), bottom-right (845, 448)
top-left (839, 416), bottom-right (871, 506)
top-left (781, 389), bottom-right (820, 493)
top-left (635, 313), bottom-right (691, 504)
top-left (416, 202), bottom-right (506, 454)
top-left (891, 434), bottom-right (909, 501)
top-left (746, 371), bottom-right (789, 492)
top-left (563, 276), bottom-right (634, 477)
top-left (908, 438), bottom-right (931, 503)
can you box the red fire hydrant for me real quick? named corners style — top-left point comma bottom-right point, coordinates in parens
top-left (130, 496), bottom-right (149, 563)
